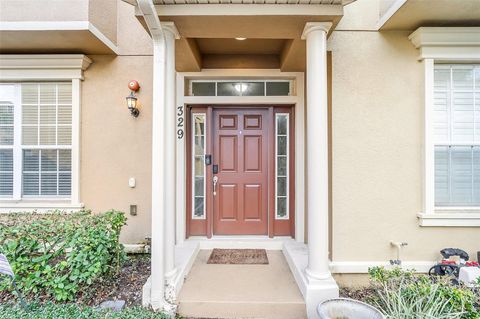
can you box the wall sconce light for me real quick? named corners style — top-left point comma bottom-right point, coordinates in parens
top-left (126, 80), bottom-right (140, 117)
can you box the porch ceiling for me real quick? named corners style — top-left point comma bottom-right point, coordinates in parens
top-left (378, 0), bottom-right (480, 31)
top-left (135, 3), bottom-right (346, 71)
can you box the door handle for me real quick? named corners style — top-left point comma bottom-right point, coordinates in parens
top-left (213, 176), bottom-right (218, 196)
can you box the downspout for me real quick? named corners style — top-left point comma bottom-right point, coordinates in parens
top-left (135, 0), bottom-right (172, 313)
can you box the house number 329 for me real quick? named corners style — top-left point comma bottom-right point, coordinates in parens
top-left (177, 106), bottom-right (184, 139)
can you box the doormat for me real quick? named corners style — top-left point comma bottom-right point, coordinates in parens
top-left (207, 249), bottom-right (269, 265)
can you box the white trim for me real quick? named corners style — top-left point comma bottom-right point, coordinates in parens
top-left (12, 84), bottom-right (22, 200)
top-left (413, 29), bottom-right (480, 222)
top-left (329, 261), bottom-right (435, 274)
top-left (191, 113), bottom-right (206, 220)
top-left (0, 202), bottom-right (84, 211)
top-left (187, 236), bottom-right (290, 250)
top-left (423, 59), bottom-right (435, 215)
top-left (176, 73), bottom-right (187, 245)
top-left (408, 27), bottom-right (480, 62)
top-left (71, 79), bottom-right (81, 205)
top-left (375, 0), bottom-right (407, 30)
top-left (0, 58), bottom-right (88, 212)
top-left (0, 55), bottom-right (92, 80)
top-left (417, 212), bottom-right (480, 227)
top-left (0, 22), bottom-right (119, 54)
top-left (176, 69), bottom-right (305, 243)
top-left (151, 4), bottom-right (343, 17)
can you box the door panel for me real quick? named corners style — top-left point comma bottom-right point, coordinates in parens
top-left (213, 108), bottom-right (269, 235)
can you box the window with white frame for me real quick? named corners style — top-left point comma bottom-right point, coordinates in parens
top-left (0, 83), bottom-right (73, 199)
top-left (433, 64), bottom-right (480, 207)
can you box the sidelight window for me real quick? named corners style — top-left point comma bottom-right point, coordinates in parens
top-left (275, 113), bottom-right (289, 219)
top-left (192, 113), bottom-right (206, 219)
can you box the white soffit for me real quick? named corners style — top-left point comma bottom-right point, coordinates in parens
top-left (377, 0), bottom-right (480, 31)
top-left (408, 27), bottom-right (480, 61)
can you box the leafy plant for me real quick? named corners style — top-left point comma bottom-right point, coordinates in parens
top-left (0, 210), bottom-right (127, 302)
top-left (0, 302), bottom-right (174, 319)
top-left (368, 267), bottom-right (480, 319)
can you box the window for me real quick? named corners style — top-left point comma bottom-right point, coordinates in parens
top-left (433, 65), bottom-right (480, 207)
top-left (190, 80), bottom-right (292, 97)
top-left (0, 83), bottom-right (73, 200)
top-left (275, 113), bottom-right (289, 219)
top-left (192, 113), bottom-right (206, 219)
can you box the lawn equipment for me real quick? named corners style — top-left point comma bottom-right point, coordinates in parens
top-left (429, 248), bottom-right (480, 287)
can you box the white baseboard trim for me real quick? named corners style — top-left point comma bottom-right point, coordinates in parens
top-left (187, 236), bottom-right (291, 250)
top-left (330, 261), bottom-right (436, 274)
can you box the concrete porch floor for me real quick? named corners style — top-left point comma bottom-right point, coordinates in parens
top-left (177, 250), bottom-right (307, 319)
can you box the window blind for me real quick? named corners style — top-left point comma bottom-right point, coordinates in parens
top-left (434, 65), bottom-right (480, 206)
top-left (0, 84), bottom-right (15, 196)
top-left (21, 83), bottom-right (72, 197)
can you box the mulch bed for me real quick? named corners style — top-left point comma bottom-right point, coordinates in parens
top-left (0, 254), bottom-right (151, 307)
top-left (339, 287), bottom-right (377, 303)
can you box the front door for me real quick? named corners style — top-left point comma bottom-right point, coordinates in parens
top-left (212, 108), bottom-right (269, 235)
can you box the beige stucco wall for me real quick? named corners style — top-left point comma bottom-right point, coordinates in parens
top-left (80, 1), bottom-right (153, 243)
top-left (0, 0), bottom-right (118, 45)
top-left (13, 0), bottom-right (474, 258)
top-left (329, 0), bottom-right (480, 264)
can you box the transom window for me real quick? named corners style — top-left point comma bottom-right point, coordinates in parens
top-left (189, 80), bottom-right (292, 97)
top-left (433, 64), bottom-right (480, 207)
top-left (0, 83), bottom-right (73, 199)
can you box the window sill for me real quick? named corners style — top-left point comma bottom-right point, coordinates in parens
top-left (0, 200), bottom-right (84, 213)
top-left (417, 211), bottom-right (480, 227)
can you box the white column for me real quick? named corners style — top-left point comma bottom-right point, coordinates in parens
top-left (302, 22), bottom-right (333, 281)
top-left (150, 33), bottom-right (167, 309)
top-left (162, 22), bottom-right (180, 281)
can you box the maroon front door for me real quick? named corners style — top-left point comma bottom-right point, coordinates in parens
top-left (212, 108), bottom-right (269, 235)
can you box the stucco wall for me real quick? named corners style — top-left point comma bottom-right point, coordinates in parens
top-left (78, 0), bottom-right (480, 258)
top-left (80, 1), bottom-right (153, 243)
top-left (329, 0), bottom-right (480, 263)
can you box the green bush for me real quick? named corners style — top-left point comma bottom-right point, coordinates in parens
top-left (0, 210), bottom-right (127, 302)
top-left (368, 266), bottom-right (480, 319)
top-left (0, 302), bottom-right (172, 319)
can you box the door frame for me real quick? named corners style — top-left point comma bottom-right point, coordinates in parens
top-left (176, 69), bottom-right (305, 243)
top-left (186, 105), bottom-right (295, 238)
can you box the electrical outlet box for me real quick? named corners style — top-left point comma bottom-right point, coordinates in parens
top-left (130, 205), bottom-right (137, 216)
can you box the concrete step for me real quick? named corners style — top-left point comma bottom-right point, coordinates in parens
top-left (177, 250), bottom-right (307, 319)
top-left (178, 300), bottom-right (306, 319)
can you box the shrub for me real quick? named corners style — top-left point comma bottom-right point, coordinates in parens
top-left (0, 302), bottom-right (172, 319)
top-left (368, 266), bottom-right (480, 319)
top-left (0, 210), bottom-right (127, 302)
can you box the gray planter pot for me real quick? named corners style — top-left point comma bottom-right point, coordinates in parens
top-left (318, 298), bottom-right (384, 319)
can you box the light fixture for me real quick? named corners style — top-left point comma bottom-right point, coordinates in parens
top-left (234, 83), bottom-right (249, 93)
top-left (235, 37), bottom-right (247, 41)
top-left (126, 80), bottom-right (140, 117)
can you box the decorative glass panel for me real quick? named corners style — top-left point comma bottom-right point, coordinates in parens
top-left (275, 113), bottom-right (289, 219)
top-left (217, 82), bottom-right (265, 96)
top-left (190, 80), bottom-right (292, 97)
top-left (192, 82), bottom-right (215, 96)
top-left (266, 82), bottom-right (290, 96)
top-left (192, 114), bottom-right (206, 219)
